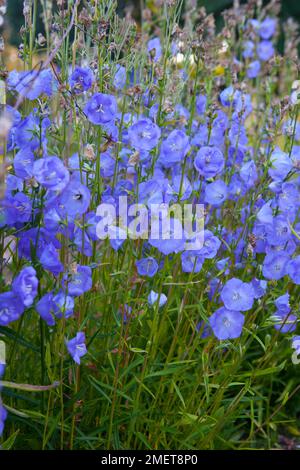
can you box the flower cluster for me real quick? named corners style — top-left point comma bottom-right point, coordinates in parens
top-left (1, 0), bottom-right (300, 446)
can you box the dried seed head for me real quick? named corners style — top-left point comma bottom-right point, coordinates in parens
top-left (84, 144), bottom-right (96, 161)
top-left (78, 7), bottom-right (92, 27)
top-left (37, 33), bottom-right (46, 47)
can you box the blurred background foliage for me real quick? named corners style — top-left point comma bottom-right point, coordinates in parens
top-left (5, 0), bottom-right (300, 48)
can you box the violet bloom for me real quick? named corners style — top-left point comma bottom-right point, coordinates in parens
top-left (171, 174), bottom-right (192, 201)
top-left (67, 332), bottom-right (87, 365)
top-left (33, 156), bottom-right (70, 192)
top-left (196, 94), bottom-right (207, 115)
top-left (69, 66), bottom-right (94, 94)
top-left (136, 257), bottom-right (158, 277)
top-left (194, 146), bottom-right (224, 179)
top-left (0, 291), bottom-right (24, 326)
top-left (204, 180), bottom-right (228, 206)
top-left (148, 290), bottom-right (167, 308)
top-left (266, 215), bottom-right (291, 246)
top-left (242, 40), bottom-right (255, 59)
top-left (198, 230), bottom-right (221, 259)
top-left (257, 41), bottom-right (275, 61)
top-left (258, 17), bottom-right (277, 40)
top-left (292, 336), bottom-right (300, 357)
top-left (247, 60), bottom-right (261, 79)
top-left (159, 130), bottom-right (190, 168)
top-left (8, 69), bottom-right (53, 100)
top-left (269, 150), bottom-right (292, 181)
top-left (0, 400), bottom-right (7, 437)
top-left (262, 252), bottom-right (290, 280)
top-left (113, 65), bottom-right (126, 89)
top-left (240, 160), bottom-right (258, 189)
top-left (59, 180), bottom-right (91, 217)
top-left (4, 192), bottom-right (32, 225)
top-left (273, 311), bottom-right (297, 333)
top-left (12, 266), bottom-right (38, 307)
top-left (84, 93), bottom-right (117, 125)
top-left (219, 86), bottom-right (241, 108)
top-left (286, 256), bottom-right (300, 285)
top-left (63, 265), bottom-right (92, 297)
top-left (149, 218), bottom-right (185, 255)
top-left (181, 251), bottom-right (203, 273)
top-left (221, 278), bottom-right (255, 312)
top-left (128, 118), bottom-right (161, 151)
top-left (251, 278), bottom-right (267, 299)
top-left (209, 307), bottom-right (245, 340)
top-left (196, 321), bottom-right (212, 339)
top-left (39, 243), bottom-right (64, 276)
top-left (274, 293), bottom-right (290, 314)
top-left (14, 148), bottom-right (34, 180)
top-left (36, 291), bottom-right (74, 326)
top-left (147, 37), bottom-right (162, 62)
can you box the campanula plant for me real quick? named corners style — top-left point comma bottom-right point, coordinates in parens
top-left (0, 0), bottom-right (300, 451)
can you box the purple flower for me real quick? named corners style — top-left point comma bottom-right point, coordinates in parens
top-left (147, 37), bottom-right (162, 61)
top-left (247, 60), bottom-right (261, 79)
top-left (39, 243), bottom-right (64, 276)
top-left (196, 321), bottom-right (212, 339)
top-left (266, 215), bottom-right (291, 246)
top-left (286, 256), bottom-right (300, 285)
top-left (268, 150), bottom-right (292, 181)
top-left (4, 192), bottom-right (32, 225)
top-left (136, 257), bottom-right (158, 277)
top-left (84, 93), bottom-right (117, 125)
top-left (242, 40), bottom-right (255, 59)
top-left (14, 148), bottom-right (34, 179)
top-left (128, 118), bottom-right (161, 151)
top-left (273, 311), bottom-right (297, 333)
top-left (66, 332), bottom-right (87, 365)
top-left (257, 41), bottom-right (274, 61)
top-left (292, 336), bottom-right (300, 355)
top-left (53, 292), bottom-right (75, 319)
top-left (221, 278), bottom-right (255, 312)
top-left (181, 251), bottom-right (203, 273)
top-left (0, 291), bottom-right (24, 326)
top-left (219, 86), bottom-right (241, 108)
top-left (209, 307), bottom-right (245, 340)
top-left (6, 174), bottom-right (23, 193)
top-left (36, 291), bottom-right (74, 326)
top-left (204, 180), bottom-right (228, 206)
top-left (262, 252), bottom-right (290, 280)
top-left (259, 17), bottom-right (277, 40)
top-left (63, 265), bottom-right (92, 297)
top-left (194, 146), bottom-right (224, 179)
top-left (113, 65), bottom-right (126, 89)
top-left (159, 130), bottom-right (190, 168)
top-left (148, 290), bottom-right (167, 308)
top-left (14, 114), bottom-right (42, 151)
top-left (59, 180), bottom-right (91, 217)
top-left (33, 156), bottom-right (70, 192)
top-left (36, 293), bottom-right (56, 326)
top-left (171, 174), bottom-right (192, 201)
top-left (199, 230), bottom-right (221, 259)
top-left (275, 293), bottom-right (290, 314)
top-left (196, 94), bottom-right (207, 115)
top-left (8, 69), bottom-right (53, 100)
top-left (0, 400), bottom-right (7, 436)
top-left (251, 278), bottom-right (267, 299)
top-left (12, 266), bottom-right (38, 307)
top-left (69, 66), bottom-right (94, 94)
top-left (149, 218), bottom-right (185, 255)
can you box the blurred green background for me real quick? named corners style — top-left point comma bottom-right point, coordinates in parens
top-left (5, 0), bottom-right (300, 47)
